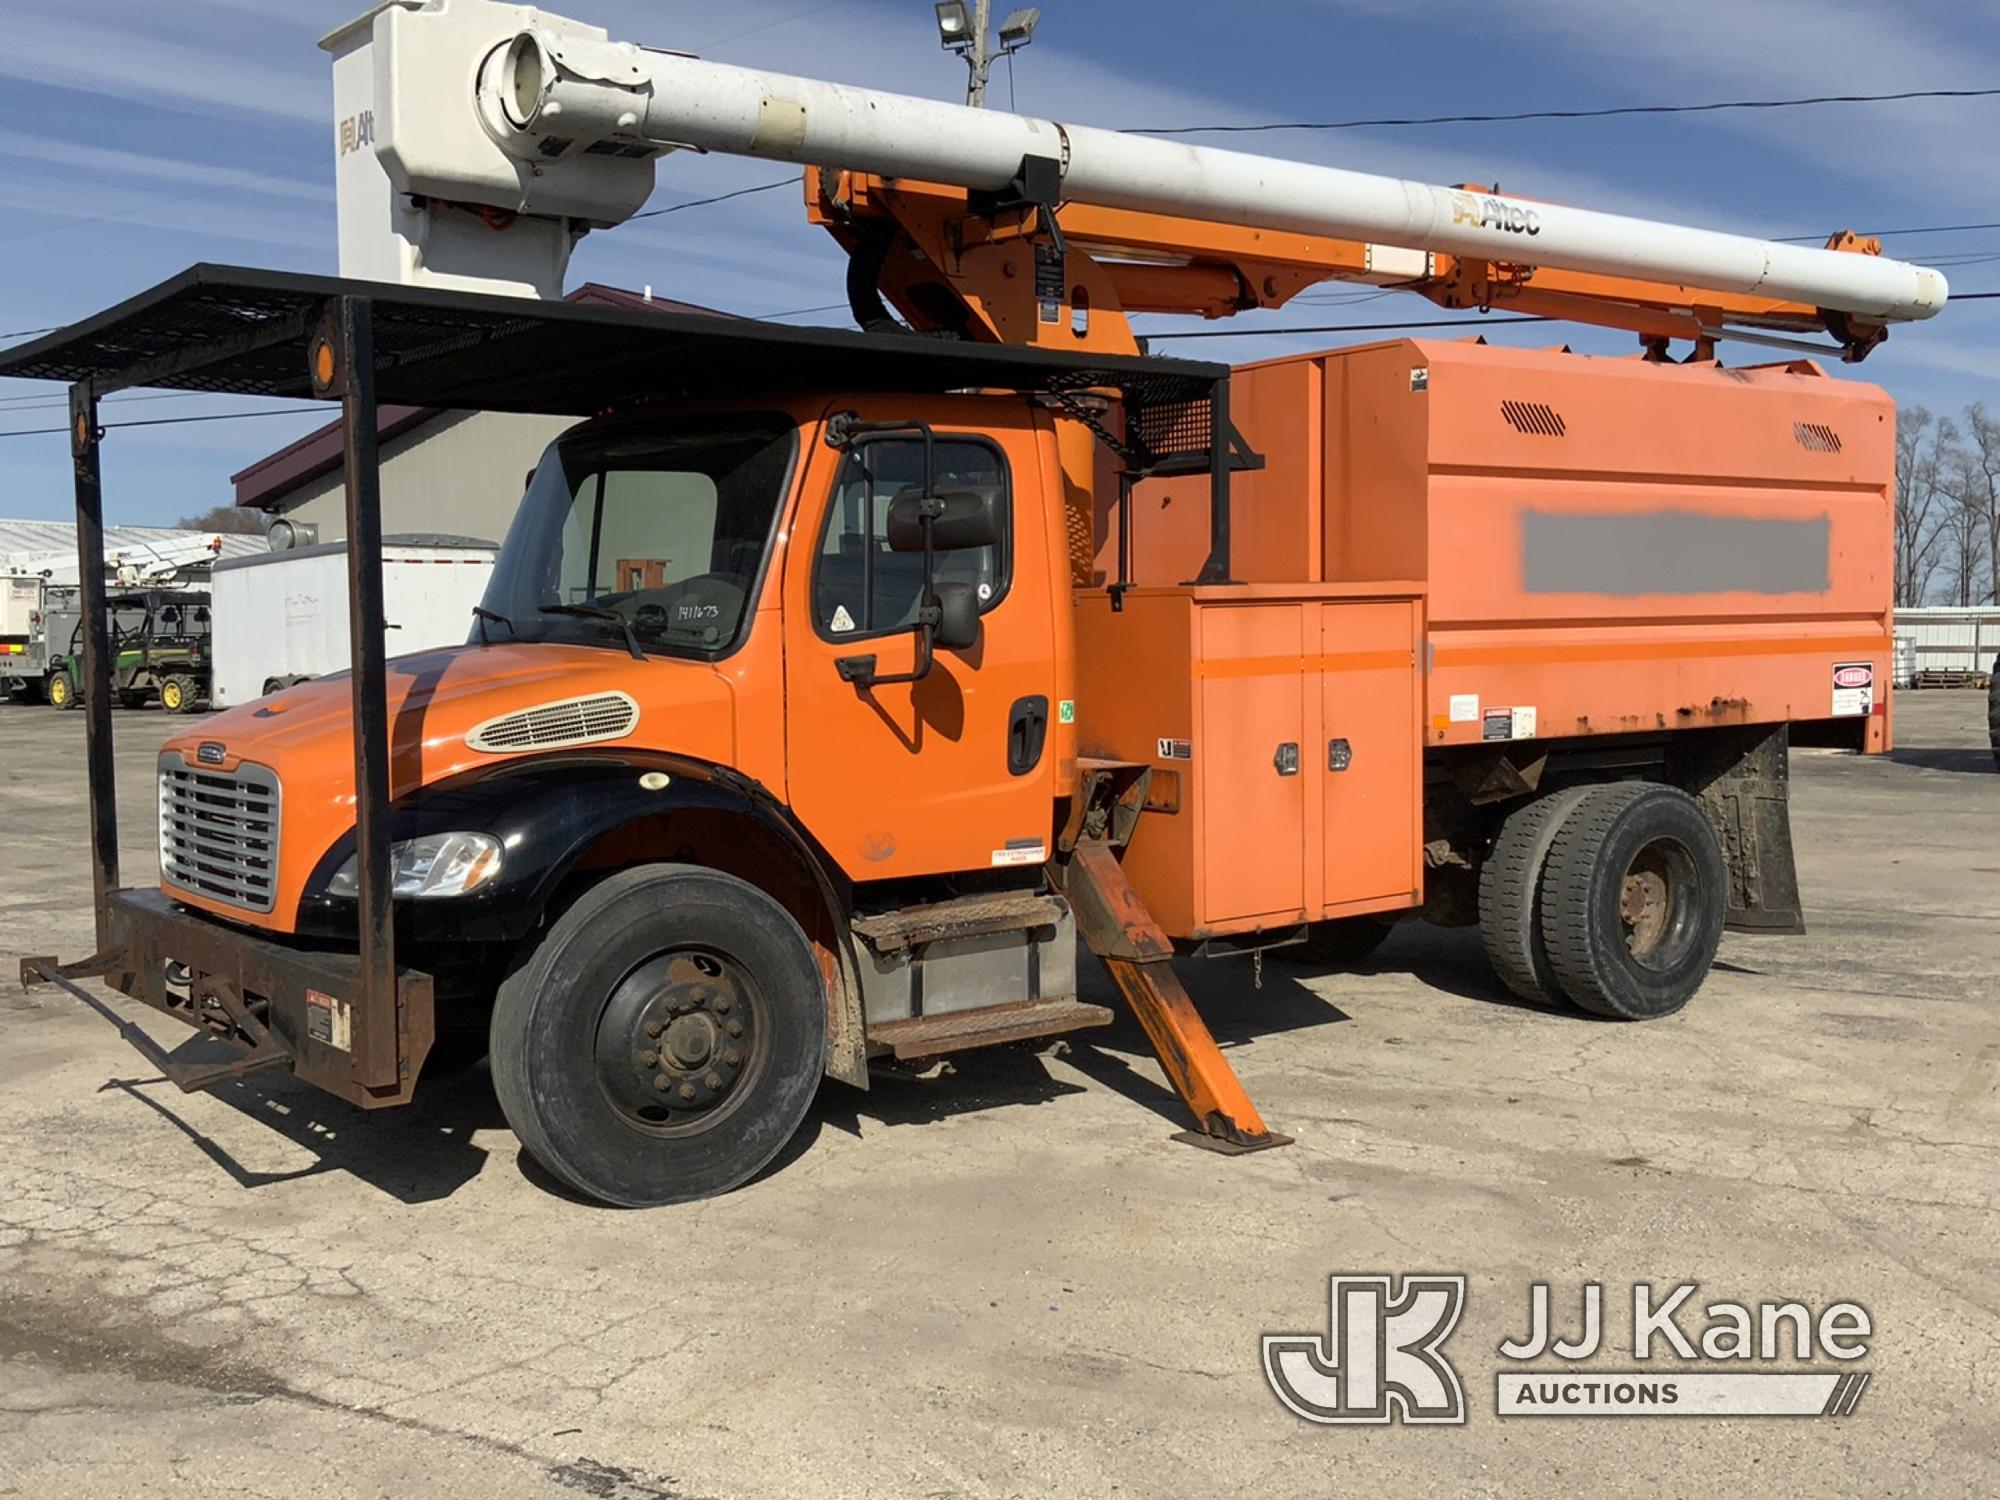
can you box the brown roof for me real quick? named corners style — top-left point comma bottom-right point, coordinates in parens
top-left (231, 284), bottom-right (728, 510)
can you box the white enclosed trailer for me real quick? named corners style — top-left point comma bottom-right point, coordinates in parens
top-left (209, 535), bottom-right (497, 709)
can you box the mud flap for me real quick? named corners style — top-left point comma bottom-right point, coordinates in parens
top-left (1677, 725), bottom-right (1806, 934)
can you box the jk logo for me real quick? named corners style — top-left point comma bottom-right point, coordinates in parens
top-left (1263, 1274), bottom-right (1468, 1425)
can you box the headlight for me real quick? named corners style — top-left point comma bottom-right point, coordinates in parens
top-left (326, 831), bottom-right (503, 899)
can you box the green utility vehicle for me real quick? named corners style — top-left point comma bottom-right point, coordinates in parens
top-left (45, 590), bottom-right (212, 714)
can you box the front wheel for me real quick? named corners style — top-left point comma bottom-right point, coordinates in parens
top-left (489, 864), bottom-right (828, 1207)
top-left (47, 670), bottom-right (77, 711)
top-left (160, 675), bottom-right (198, 714)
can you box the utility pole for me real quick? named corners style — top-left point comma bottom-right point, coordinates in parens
top-left (935, 3), bottom-right (1039, 109)
top-left (964, 0), bottom-right (993, 107)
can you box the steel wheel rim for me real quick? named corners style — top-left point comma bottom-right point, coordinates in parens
top-left (592, 947), bottom-right (766, 1135)
top-left (1619, 835), bottom-right (1698, 971)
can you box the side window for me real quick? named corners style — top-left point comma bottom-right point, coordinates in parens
top-left (812, 436), bottom-right (1010, 640)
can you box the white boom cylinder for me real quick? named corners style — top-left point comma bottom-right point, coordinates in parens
top-left (500, 29), bottom-right (1947, 322)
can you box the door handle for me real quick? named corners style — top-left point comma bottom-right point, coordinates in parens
top-left (1008, 695), bottom-right (1050, 777)
top-left (1273, 742), bottom-right (1300, 776)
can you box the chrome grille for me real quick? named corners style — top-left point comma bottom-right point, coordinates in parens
top-left (158, 755), bottom-right (280, 913)
top-left (466, 692), bottom-right (639, 753)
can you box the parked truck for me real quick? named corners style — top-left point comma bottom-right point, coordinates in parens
top-left (9, 0), bottom-right (1942, 1207)
top-left (209, 535), bottom-right (498, 709)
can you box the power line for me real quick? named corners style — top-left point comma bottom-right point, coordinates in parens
top-left (633, 175), bottom-right (801, 219)
top-left (1775, 220), bottom-right (2000, 244)
top-left (0, 407), bottom-right (327, 440)
top-left (1145, 314), bottom-right (1551, 340)
top-left (0, 326), bottom-right (58, 341)
top-left (1124, 87), bottom-right (2000, 137)
top-left (690, 1), bottom-right (849, 54)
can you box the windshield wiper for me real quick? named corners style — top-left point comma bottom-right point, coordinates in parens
top-left (540, 603), bottom-right (644, 661)
top-left (470, 605), bottom-right (514, 647)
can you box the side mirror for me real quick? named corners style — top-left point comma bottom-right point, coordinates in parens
top-left (930, 582), bottom-right (980, 652)
top-left (885, 488), bottom-right (1004, 553)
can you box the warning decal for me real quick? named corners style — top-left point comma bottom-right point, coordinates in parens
top-left (1831, 661), bottom-right (1875, 717)
top-left (829, 604), bottom-right (855, 634)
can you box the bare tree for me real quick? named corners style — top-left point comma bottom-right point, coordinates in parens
top-left (1959, 402), bottom-right (2000, 605)
top-left (1939, 447), bottom-right (1990, 607)
top-left (175, 503), bottom-right (268, 536)
top-left (1894, 406), bottom-right (1955, 606)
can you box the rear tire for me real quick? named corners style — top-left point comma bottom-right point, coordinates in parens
top-left (48, 670), bottom-right (77, 711)
top-left (1538, 783), bottom-right (1725, 1021)
top-left (1478, 786), bottom-right (1592, 1006)
top-left (119, 690), bottom-right (151, 711)
top-left (489, 864), bottom-right (828, 1207)
top-left (1987, 660), bottom-right (1999, 769)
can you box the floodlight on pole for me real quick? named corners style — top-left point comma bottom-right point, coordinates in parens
top-left (997, 7), bottom-right (1039, 49)
top-left (935, 1), bottom-right (971, 48)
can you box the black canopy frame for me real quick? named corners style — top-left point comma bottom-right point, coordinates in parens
top-left (2, 264), bottom-right (1234, 1105)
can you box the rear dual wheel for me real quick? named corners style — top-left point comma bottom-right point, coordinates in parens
top-left (1479, 783), bottom-right (1725, 1020)
top-left (489, 864), bottom-right (827, 1207)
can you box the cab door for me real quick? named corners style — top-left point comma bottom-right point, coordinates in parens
top-left (782, 403), bottom-right (1060, 881)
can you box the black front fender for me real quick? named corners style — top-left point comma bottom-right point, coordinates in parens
top-left (293, 751), bottom-right (849, 946)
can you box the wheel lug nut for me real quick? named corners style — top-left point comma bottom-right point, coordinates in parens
top-left (714, 996), bottom-right (733, 1014)
top-left (725, 1020), bottom-right (744, 1038)
top-left (679, 1082), bottom-right (698, 1102)
top-left (722, 1049), bottom-right (741, 1067)
top-left (644, 1021), bottom-right (664, 1038)
top-left (639, 1050), bottom-right (659, 1068)
top-left (704, 1072), bottom-right (722, 1090)
top-left (653, 1074), bottom-right (672, 1092)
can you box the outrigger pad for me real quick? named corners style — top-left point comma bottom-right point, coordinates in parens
top-left (1171, 1127), bottom-right (1295, 1156)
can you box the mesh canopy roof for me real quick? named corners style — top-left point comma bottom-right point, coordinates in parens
top-left (0, 265), bottom-right (1224, 414)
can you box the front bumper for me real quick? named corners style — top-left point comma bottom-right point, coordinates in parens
top-left (24, 887), bottom-right (434, 1109)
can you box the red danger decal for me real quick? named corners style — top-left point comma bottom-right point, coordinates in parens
top-left (1833, 665), bottom-right (1873, 689)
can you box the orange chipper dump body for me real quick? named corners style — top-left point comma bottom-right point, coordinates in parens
top-left (1077, 338), bottom-right (1891, 940)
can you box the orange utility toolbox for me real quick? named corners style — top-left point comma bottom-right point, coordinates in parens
top-left (1074, 584), bottom-right (1425, 939)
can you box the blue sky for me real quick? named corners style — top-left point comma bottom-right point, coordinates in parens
top-left (2, 0), bottom-right (1997, 526)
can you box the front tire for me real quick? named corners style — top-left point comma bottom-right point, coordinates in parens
top-left (48, 670), bottom-right (77, 711)
top-left (1538, 783), bottom-right (1725, 1020)
top-left (489, 864), bottom-right (828, 1207)
top-left (160, 675), bottom-right (198, 714)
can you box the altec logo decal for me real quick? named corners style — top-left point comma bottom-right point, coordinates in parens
top-left (1449, 189), bottom-right (1542, 237)
top-left (1265, 1277), bottom-right (1873, 1424)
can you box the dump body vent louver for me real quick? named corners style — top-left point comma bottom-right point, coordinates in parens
top-left (1793, 422), bottom-right (1843, 453)
top-left (1501, 399), bottom-right (1567, 437)
top-left (159, 756), bottom-right (279, 913)
top-left (466, 692), bottom-right (640, 753)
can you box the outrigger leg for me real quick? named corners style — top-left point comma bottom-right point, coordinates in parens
top-left (1065, 842), bottom-right (1291, 1154)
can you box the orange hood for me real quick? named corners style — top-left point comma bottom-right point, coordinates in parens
top-left (159, 642), bottom-right (739, 928)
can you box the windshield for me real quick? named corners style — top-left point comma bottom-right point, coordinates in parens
top-left (479, 418), bottom-right (795, 659)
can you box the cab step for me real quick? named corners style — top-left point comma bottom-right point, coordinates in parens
top-left (850, 890), bottom-right (1068, 954)
top-left (866, 996), bottom-right (1114, 1060)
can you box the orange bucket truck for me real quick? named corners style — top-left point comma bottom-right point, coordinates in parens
top-left (9, 0), bottom-right (1937, 1204)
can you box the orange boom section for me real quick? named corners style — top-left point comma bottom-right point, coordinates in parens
top-left (1115, 339), bottom-right (1895, 756)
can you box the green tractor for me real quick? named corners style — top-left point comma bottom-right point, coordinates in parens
top-left (46, 590), bottom-right (211, 714)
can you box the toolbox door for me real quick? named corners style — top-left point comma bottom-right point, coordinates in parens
top-left (1196, 604), bottom-right (1308, 925)
top-left (1318, 600), bottom-right (1423, 911)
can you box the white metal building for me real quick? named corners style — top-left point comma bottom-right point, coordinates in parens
top-left (1893, 607), bottom-right (2000, 682)
top-left (233, 285), bottom-right (723, 545)
top-left (0, 519), bottom-right (265, 585)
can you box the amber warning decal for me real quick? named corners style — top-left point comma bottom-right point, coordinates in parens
top-left (1831, 662), bottom-right (1874, 717)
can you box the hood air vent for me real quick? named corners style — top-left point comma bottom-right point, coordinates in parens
top-left (1793, 422), bottom-right (1843, 453)
top-left (466, 692), bottom-right (640, 753)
